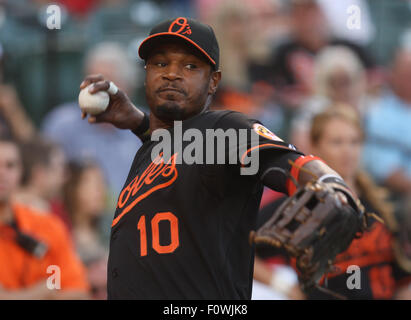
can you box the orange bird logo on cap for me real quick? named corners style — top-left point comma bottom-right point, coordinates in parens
top-left (168, 17), bottom-right (192, 35)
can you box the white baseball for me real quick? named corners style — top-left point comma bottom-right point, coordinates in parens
top-left (78, 84), bottom-right (110, 115)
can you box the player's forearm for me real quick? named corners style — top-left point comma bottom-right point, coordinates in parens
top-left (298, 160), bottom-right (342, 187)
top-left (300, 160), bottom-right (356, 197)
top-left (298, 159), bottom-right (362, 213)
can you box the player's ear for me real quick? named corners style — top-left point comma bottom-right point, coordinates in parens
top-left (143, 63), bottom-right (147, 86)
top-left (208, 69), bottom-right (221, 95)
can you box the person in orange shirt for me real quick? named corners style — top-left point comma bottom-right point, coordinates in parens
top-left (0, 135), bottom-right (90, 299)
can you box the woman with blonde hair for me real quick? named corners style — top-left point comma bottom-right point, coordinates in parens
top-left (307, 107), bottom-right (411, 299)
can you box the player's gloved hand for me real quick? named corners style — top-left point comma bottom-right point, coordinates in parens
top-left (79, 74), bottom-right (146, 131)
top-left (250, 180), bottom-right (366, 291)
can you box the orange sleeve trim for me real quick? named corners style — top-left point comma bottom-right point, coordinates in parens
top-left (240, 143), bottom-right (296, 167)
top-left (286, 155), bottom-right (324, 196)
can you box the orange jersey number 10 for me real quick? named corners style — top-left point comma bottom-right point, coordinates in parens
top-left (137, 212), bottom-right (179, 256)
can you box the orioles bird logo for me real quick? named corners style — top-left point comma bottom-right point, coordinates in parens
top-left (168, 17), bottom-right (192, 35)
top-left (252, 123), bottom-right (283, 142)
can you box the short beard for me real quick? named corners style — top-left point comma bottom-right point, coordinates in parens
top-left (156, 102), bottom-right (186, 121)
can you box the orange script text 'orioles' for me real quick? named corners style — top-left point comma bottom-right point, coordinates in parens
top-left (112, 153), bottom-right (179, 227)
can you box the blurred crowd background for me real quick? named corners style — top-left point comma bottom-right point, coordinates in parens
top-left (1, 0), bottom-right (411, 299)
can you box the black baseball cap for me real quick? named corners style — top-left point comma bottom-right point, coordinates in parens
top-left (138, 17), bottom-right (220, 70)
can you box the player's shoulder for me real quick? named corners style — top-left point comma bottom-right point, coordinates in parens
top-left (189, 109), bottom-right (258, 130)
top-left (194, 109), bottom-right (235, 122)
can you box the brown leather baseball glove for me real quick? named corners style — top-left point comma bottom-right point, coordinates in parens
top-left (250, 180), bottom-right (366, 290)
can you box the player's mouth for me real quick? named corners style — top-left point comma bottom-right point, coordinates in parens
top-left (156, 86), bottom-right (187, 96)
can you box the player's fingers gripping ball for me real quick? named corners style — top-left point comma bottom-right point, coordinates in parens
top-left (78, 81), bottom-right (118, 115)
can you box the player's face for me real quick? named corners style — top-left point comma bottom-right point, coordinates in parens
top-left (144, 41), bottom-right (221, 122)
top-left (311, 118), bottom-right (362, 180)
top-left (0, 142), bottom-right (22, 204)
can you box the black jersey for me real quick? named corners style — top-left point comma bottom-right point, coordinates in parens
top-left (107, 110), bottom-right (300, 299)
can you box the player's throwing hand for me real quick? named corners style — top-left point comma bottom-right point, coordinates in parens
top-left (79, 74), bottom-right (145, 131)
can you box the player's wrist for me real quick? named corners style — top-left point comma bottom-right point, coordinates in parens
top-left (319, 174), bottom-right (365, 227)
top-left (320, 175), bottom-right (356, 206)
top-left (131, 111), bottom-right (150, 141)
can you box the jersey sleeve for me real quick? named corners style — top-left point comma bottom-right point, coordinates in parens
top-left (213, 111), bottom-right (304, 186)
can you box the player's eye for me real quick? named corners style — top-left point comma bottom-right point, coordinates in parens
top-left (185, 63), bottom-right (197, 70)
top-left (155, 62), bottom-right (167, 67)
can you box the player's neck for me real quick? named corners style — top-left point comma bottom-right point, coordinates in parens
top-left (149, 98), bottom-right (211, 132)
top-left (149, 113), bottom-right (173, 132)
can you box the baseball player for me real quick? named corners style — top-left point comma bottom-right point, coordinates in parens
top-left (80, 17), bottom-right (363, 299)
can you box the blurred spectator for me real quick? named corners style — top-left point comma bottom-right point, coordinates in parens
top-left (0, 135), bottom-right (89, 299)
top-left (249, 0), bottom-right (376, 109)
top-left (393, 195), bottom-right (411, 300)
top-left (14, 138), bottom-right (70, 230)
top-left (209, 0), bottom-right (252, 91)
top-left (209, 0), bottom-right (288, 136)
top-left (210, 0), bottom-right (288, 91)
top-left (290, 46), bottom-right (369, 153)
top-left (0, 84), bottom-right (36, 143)
top-left (255, 107), bottom-right (411, 299)
top-left (0, 37), bottom-right (36, 141)
top-left (41, 42), bottom-right (142, 195)
top-left (363, 47), bottom-right (411, 196)
top-left (252, 255), bottom-right (304, 300)
top-left (63, 160), bottom-right (109, 300)
top-left (308, 107), bottom-right (411, 299)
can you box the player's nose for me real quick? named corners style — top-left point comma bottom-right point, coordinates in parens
top-left (162, 63), bottom-right (183, 81)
